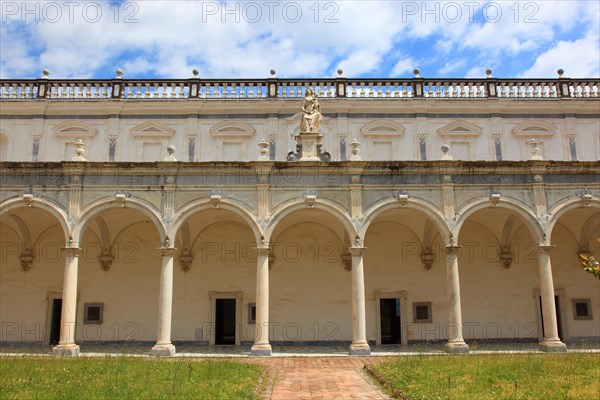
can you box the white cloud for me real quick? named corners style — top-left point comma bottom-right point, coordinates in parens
top-left (390, 57), bottom-right (417, 77)
top-left (520, 32), bottom-right (600, 78)
top-left (0, 1), bottom-right (598, 79)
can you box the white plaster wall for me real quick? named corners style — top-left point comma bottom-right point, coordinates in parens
top-left (171, 221), bottom-right (257, 342)
top-left (364, 221), bottom-right (449, 342)
top-left (0, 223), bottom-right (65, 342)
top-left (458, 221), bottom-right (542, 340)
top-left (76, 224), bottom-right (161, 341)
top-left (270, 222), bottom-right (352, 342)
top-left (551, 222), bottom-right (600, 339)
top-left (1, 110), bottom-right (598, 162)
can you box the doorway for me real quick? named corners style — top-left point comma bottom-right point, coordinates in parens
top-left (215, 299), bottom-right (236, 345)
top-left (380, 298), bottom-right (401, 344)
top-left (49, 299), bottom-right (62, 345)
top-left (539, 295), bottom-right (563, 341)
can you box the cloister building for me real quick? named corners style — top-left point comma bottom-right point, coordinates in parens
top-left (0, 69), bottom-right (598, 356)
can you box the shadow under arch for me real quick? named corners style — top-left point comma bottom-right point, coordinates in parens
top-left (264, 198), bottom-right (357, 243)
top-left (0, 196), bottom-right (70, 243)
top-left (170, 199), bottom-right (263, 243)
top-left (72, 197), bottom-right (167, 244)
top-left (453, 197), bottom-right (544, 244)
top-left (546, 197), bottom-right (600, 241)
top-left (359, 198), bottom-right (451, 244)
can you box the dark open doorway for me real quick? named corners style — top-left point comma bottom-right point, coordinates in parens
top-left (380, 298), bottom-right (401, 344)
top-left (49, 299), bottom-right (62, 345)
top-left (539, 295), bottom-right (563, 341)
top-left (215, 299), bottom-right (236, 345)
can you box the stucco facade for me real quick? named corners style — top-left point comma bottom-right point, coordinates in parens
top-left (1, 72), bottom-right (599, 356)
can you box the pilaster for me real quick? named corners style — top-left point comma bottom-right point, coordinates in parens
top-left (441, 175), bottom-right (455, 219)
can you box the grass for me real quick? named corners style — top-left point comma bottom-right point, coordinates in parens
top-left (367, 353), bottom-right (600, 400)
top-left (0, 357), bottom-right (264, 400)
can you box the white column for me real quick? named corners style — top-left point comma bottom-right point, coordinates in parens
top-left (251, 245), bottom-right (272, 356)
top-left (53, 246), bottom-right (81, 356)
top-left (538, 245), bottom-right (567, 352)
top-left (444, 245), bottom-right (469, 353)
top-left (349, 245), bottom-right (371, 355)
top-left (150, 246), bottom-right (176, 356)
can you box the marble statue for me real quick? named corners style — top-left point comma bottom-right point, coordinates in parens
top-left (300, 88), bottom-right (323, 133)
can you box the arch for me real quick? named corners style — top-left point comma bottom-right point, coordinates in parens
top-left (210, 121), bottom-right (256, 137)
top-left (271, 221), bottom-right (347, 247)
top-left (265, 198), bottom-right (356, 243)
top-left (360, 198), bottom-right (451, 244)
top-left (547, 197), bottom-right (600, 241)
top-left (511, 120), bottom-right (556, 137)
top-left (454, 197), bottom-right (544, 243)
top-left (52, 120), bottom-right (98, 138)
top-left (0, 196), bottom-right (70, 242)
top-left (73, 197), bottom-right (167, 244)
top-left (8, 214), bottom-right (32, 248)
top-left (170, 199), bottom-right (262, 243)
top-left (360, 119), bottom-right (406, 136)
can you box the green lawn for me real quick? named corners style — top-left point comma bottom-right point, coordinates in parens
top-left (0, 357), bottom-right (264, 400)
top-left (367, 353), bottom-right (600, 400)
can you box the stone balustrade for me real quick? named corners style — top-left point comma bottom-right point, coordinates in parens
top-left (1, 70), bottom-right (598, 101)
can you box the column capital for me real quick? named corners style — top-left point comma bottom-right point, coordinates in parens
top-left (61, 246), bottom-right (82, 255)
top-left (445, 245), bottom-right (461, 254)
top-left (538, 245), bottom-right (556, 253)
top-left (158, 247), bottom-right (177, 256)
top-left (256, 246), bottom-right (271, 257)
top-left (348, 246), bottom-right (366, 256)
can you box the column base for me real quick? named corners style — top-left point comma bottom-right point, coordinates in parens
top-left (539, 340), bottom-right (567, 353)
top-left (349, 342), bottom-right (371, 356)
top-left (444, 341), bottom-right (470, 353)
top-left (150, 343), bottom-right (176, 356)
top-left (52, 344), bottom-right (80, 356)
top-left (251, 343), bottom-right (272, 356)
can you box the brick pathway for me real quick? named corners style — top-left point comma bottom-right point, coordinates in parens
top-left (253, 357), bottom-right (391, 400)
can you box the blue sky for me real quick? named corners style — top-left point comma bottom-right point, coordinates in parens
top-left (1, 0), bottom-right (599, 79)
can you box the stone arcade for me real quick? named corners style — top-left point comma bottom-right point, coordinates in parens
top-left (0, 70), bottom-right (598, 356)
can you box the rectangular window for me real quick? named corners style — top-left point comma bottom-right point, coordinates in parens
top-left (248, 303), bottom-right (256, 324)
top-left (84, 303), bottom-right (104, 324)
top-left (572, 299), bottom-right (592, 320)
top-left (413, 302), bottom-right (432, 323)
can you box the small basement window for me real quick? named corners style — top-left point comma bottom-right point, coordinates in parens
top-left (572, 299), bottom-right (592, 320)
top-left (84, 303), bottom-right (104, 324)
top-left (248, 303), bottom-right (256, 324)
top-left (413, 302), bottom-right (432, 323)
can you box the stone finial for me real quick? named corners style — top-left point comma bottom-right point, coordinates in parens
top-left (41, 69), bottom-right (50, 79)
top-left (441, 144), bottom-right (453, 160)
top-left (557, 68), bottom-right (564, 78)
top-left (337, 69), bottom-right (344, 77)
top-left (527, 138), bottom-right (543, 160)
top-left (269, 69), bottom-right (276, 78)
top-left (349, 139), bottom-right (361, 161)
top-left (258, 139), bottom-right (270, 161)
top-left (413, 68), bottom-right (421, 78)
top-left (164, 145), bottom-right (177, 161)
top-left (485, 69), bottom-right (493, 78)
top-left (115, 68), bottom-right (123, 79)
top-left (72, 139), bottom-right (87, 161)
